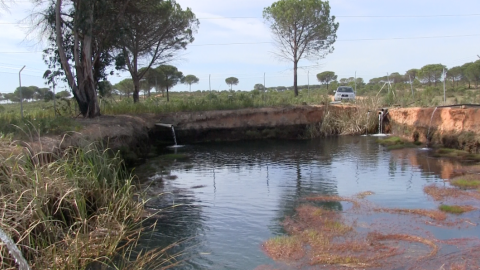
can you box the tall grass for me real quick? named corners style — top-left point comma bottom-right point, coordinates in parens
top-left (0, 135), bottom-right (176, 269)
top-left (0, 100), bottom-right (80, 138)
top-left (305, 96), bottom-right (382, 138)
top-left (102, 88), bottom-right (331, 115)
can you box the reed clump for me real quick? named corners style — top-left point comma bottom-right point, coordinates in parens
top-left (262, 236), bottom-right (304, 261)
top-left (439, 204), bottom-right (476, 214)
top-left (306, 96), bottom-right (382, 138)
top-left (0, 136), bottom-right (174, 269)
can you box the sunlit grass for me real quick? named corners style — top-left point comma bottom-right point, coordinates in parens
top-left (450, 176), bottom-right (480, 189)
top-left (262, 236), bottom-right (305, 261)
top-left (439, 205), bottom-right (475, 214)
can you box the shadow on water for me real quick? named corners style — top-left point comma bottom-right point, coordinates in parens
top-left (136, 136), bottom-right (480, 269)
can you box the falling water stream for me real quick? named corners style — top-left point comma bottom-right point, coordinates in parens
top-left (171, 126), bottom-right (178, 146)
top-left (427, 107), bottom-right (438, 139)
top-left (0, 227), bottom-right (30, 270)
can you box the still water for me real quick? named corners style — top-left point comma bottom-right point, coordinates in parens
top-left (137, 136), bottom-right (480, 269)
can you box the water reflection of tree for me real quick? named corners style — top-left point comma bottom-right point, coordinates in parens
top-left (139, 137), bottom-right (391, 266)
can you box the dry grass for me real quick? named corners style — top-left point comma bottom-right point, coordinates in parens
top-left (262, 236), bottom-right (304, 261)
top-left (356, 191), bottom-right (375, 199)
top-left (377, 208), bottom-right (447, 221)
top-left (262, 203), bottom-right (445, 268)
top-left (368, 233), bottom-right (439, 259)
top-left (306, 96), bottom-right (382, 138)
top-left (263, 187), bottom-right (480, 269)
top-left (424, 184), bottom-right (480, 201)
top-left (0, 135), bottom-right (176, 269)
top-left (304, 195), bottom-right (361, 209)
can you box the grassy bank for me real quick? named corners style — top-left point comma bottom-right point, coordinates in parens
top-left (0, 135), bottom-right (174, 269)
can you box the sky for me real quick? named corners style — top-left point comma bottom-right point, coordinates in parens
top-left (1, 0), bottom-right (480, 94)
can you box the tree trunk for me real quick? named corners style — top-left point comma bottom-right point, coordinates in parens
top-left (166, 86), bottom-right (170, 102)
top-left (55, 0), bottom-right (100, 118)
top-left (293, 61), bottom-right (298, 97)
top-left (81, 21), bottom-right (101, 117)
top-left (293, 60), bottom-right (298, 97)
top-left (133, 78), bottom-right (140, 103)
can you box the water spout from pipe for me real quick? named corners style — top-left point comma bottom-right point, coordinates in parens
top-left (171, 126), bottom-right (178, 146)
top-left (0, 227), bottom-right (30, 270)
top-left (425, 107), bottom-right (438, 148)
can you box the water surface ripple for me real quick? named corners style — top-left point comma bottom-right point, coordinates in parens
top-left (138, 136), bottom-right (479, 269)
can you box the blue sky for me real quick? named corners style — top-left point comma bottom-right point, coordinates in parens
top-left (1, 0), bottom-right (480, 93)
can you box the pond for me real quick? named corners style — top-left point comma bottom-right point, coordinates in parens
top-left (137, 136), bottom-right (480, 269)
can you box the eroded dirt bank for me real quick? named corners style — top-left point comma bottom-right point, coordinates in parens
top-left (28, 106), bottom-right (480, 160)
top-left (388, 106), bottom-right (480, 151)
top-left (152, 106), bottom-right (330, 143)
top-left (29, 106), bottom-right (334, 160)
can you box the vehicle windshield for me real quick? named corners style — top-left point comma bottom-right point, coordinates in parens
top-left (337, 87), bottom-right (354, 93)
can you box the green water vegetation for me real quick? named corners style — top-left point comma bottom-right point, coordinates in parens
top-left (449, 175), bottom-right (480, 189)
top-left (438, 204), bottom-right (475, 214)
top-left (433, 148), bottom-right (480, 161)
top-left (377, 136), bottom-right (417, 150)
top-left (263, 201), bottom-right (441, 268)
top-left (0, 136), bottom-right (176, 269)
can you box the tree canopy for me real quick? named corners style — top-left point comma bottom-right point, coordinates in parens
top-left (418, 64), bottom-right (446, 86)
top-left (464, 61), bottom-right (480, 88)
top-left (225, 77), bottom-right (239, 90)
top-left (181, 75), bottom-right (200, 91)
top-left (447, 66), bottom-right (463, 88)
top-left (254, 83), bottom-right (265, 91)
top-left (155, 65), bottom-right (183, 101)
top-left (37, 0), bottom-right (198, 116)
top-left (405, 69), bottom-right (419, 82)
top-left (316, 71), bottom-right (337, 90)
top-left (263, 0), bottom-right (339, 96)
top-left (116, 0), bottom-right (198, 103)
top-left (114, 79), bottom-right (135, 98)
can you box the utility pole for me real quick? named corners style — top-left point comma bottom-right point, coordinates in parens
top-left (264, 72), bottom-right (266, 103)
top-left (354, 71), bottom-right (357, 94)
top-left (19, 65), bottom-right (26, 119)
top-left (409, 75), bottom-right (414, 97)
top-left (443, 68), bottom-right (446, 104)
top-left (53, 83), bottom-right (56, 117)
top-left (307, 70), bottom-right (310, 98)
top-left (209, 74), bottom-right (211, 91)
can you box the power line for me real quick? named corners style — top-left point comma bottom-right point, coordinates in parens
top-left (191, 41), bottom-right (272, 46)
top-left (0, 51), bottom-right (43, 54)
top-left (198, 14), bottom-right (480, 19)
top-left (339, 34), bottom-right (480, 41)
top-left (189, 33), bottom-right (480, 47)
